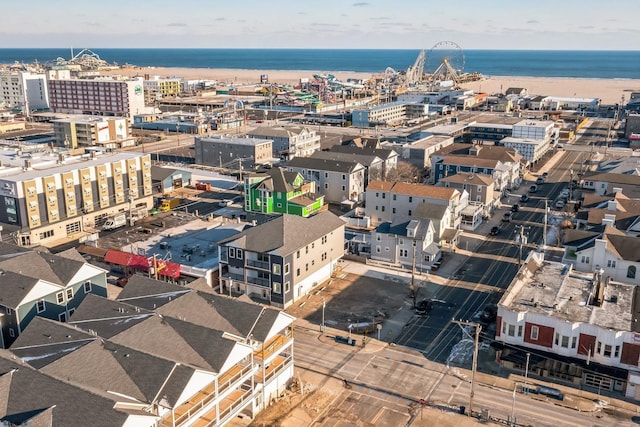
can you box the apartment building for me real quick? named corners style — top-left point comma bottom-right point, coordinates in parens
top-left (365, 180), bottom-right (464, 229)
top-left (218, 211), bottom-right (345, 308)
top-left (440, 173), bottom-right (497, 226)
top-left (52, 115), bottom-right (135, 149)
top-left (143, 76), bottom-right (182, 98)
top-left (286, 157), bottom-right (365, 204)
top-left (329, 144), bottom-right (399, 178)
top-left (0, 149), bottom-right (153, 247)
top-left (195, 135), bottom-right (274, 170)
top-left (47, 78), bottom-right (147, 120)
top-left (352, 101), bottom-right (407, 127)
top-left (247, 126), bottom-right (321, 159)
top-left (371, 218), bottom-right (441, 271)
top-left (497, 253), bottom-right (640, 400)
top-left (500, 119), bottom-right (556, 163)
top-left (0, 71), bottom-right (49, 113)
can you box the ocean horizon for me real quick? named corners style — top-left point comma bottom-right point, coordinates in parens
top-left (1, 48), bottom-right (639, 80)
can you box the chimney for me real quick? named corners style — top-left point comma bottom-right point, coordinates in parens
top-left (601, 214), bottom-right (616, 227)
top-left (612, 187), bottom-right (623, 195)
top-left (57, 153), bottom-right (66, 164)
top-left (595, 267), bottom-right (605, 307)
top-left (607, 200), bottom-right (618, 211)
top-left (23, 159), bottom-right (32, 171)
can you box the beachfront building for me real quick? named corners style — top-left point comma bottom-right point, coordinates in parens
top-left (247, 126), bottom-right (321, 160)
top-left (195, 135), bottom-right (274, 170)
top-left (545, 96), bottom-right (600, 112)
top-left (0, 71), bottom-right (49, 114)
top-left (244, 167), bottom-right (325, 217)
top-left (218, 211), bottom-right (345, 308)
top-left (0, 149), bottom-right (153, 247)
top-left (497, 252), bottom-right (640, 399)
top-left (47, 78), bottom-right (147, 120)
top-left (52, 116), bottom-right (135, 150)
top-left (142, 76), bottom-right (182, 98)
top-left (286, 157), bottom-right (365, 204)
top-left (352, 101), bottom-right (407, 127)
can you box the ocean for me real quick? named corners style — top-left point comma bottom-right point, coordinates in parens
top-left (0, 48), bottom-right (638, 80)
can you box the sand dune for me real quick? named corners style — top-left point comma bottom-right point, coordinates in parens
top-left (107, 66), bottom-right (640, 105)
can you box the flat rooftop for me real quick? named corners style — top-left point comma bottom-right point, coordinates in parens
top-left (501, 136), bottom-right (546, 145)
top-left (501, 256), bottom-right (638, 332)
top-left (469, 114), bottom-right (523, 126)
top-left (426, 122), bottom-right (468, 135)
top-left (0, 149), bottom-right (144, 181)
top-left (197, 135), bottom-right (273, 146)
top-left (52, 116), bottom-right (126, 124)
top-left (407, 134), bottom-right (454, 149)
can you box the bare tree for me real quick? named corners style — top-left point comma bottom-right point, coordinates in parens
top-left (385, 161), bottom-right (421, 183)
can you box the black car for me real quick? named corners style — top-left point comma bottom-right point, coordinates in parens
top-left (490, 226), bottom-right (500, 236)
top-left (479, 305), bottom-right (497, 324)
top-left (415, 299), bottom-right (432, 315)
top-left (511, 204), bottom-right (520, 212)
top-left (536, 177), bottom-right (544, 185)
top-left (502, 212), bottom-right (512, 222)
top-left (520, 194), bottom-right (530, 202)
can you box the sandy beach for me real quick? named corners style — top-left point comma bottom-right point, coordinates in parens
top-left (107, 67), bottom-right (640, 105)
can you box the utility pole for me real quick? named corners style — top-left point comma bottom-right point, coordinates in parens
top-left (543, 199), bottom-right (548, 249)
top-left (410, 239), bottom-right (417, 308)
top-left (515, 225), bottom-right (528, 266)
top-left (452, 320), bottom-right (482, 418)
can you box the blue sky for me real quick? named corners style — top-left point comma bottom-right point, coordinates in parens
top-left (2, 0), bottom-right (638, 49)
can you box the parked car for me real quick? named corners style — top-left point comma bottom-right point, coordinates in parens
top-left (479, 305), bottom-right (497, 324)
top-left (490, 226), bottom-right (500, 236)
top-left (555, 200), bottom-right (566, 209)
top-left (560, 189), bottom-right (570, 199)
top-left (218, 199), bottom-right (233, 207)
top-left (415, 299), bottom-right (432, 315)
top-left (520, 194), bottom-right (530, 203)
top-left (542, 172), bottom-right (549, 179)
top-left (511, 204), bottom-right (520, 212)
top-left (502, 212), bottom-right (512, 222)
top-left (536, 177), bottom-right (545, 185)
top-left (529, 185), bottom-right (538, 193)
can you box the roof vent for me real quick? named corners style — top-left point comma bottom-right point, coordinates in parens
top-left (610, 295), bottom-right (618, 304)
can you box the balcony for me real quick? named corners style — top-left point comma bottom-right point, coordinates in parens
top-left (246, 259), bottom-right (270, 270)
top-left (159, 363), bottom-right (254, 427)
top-left (255, 331), bottom-right (292, 362)
top-left (254, 354), bottom-right (293, 384)
top-left (246, 276), bottom-right (270, 287)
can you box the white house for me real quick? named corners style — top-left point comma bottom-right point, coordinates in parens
top-left (370, 219), bottom-right (441, 271)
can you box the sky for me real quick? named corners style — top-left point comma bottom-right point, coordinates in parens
top-left (2, 0), bottom-right (639, 50)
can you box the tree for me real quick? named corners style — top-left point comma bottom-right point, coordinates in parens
top-left (385, 161), bottom-right (422, 183)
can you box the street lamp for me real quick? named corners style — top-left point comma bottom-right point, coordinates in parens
top-left (321, 298), bottom-right (326, 333)
top-left (524, 352), bottom-right (531, 395)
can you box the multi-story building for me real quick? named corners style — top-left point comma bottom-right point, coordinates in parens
top-left (467, 114), bottom-right (523, 144)
top-left (52, 115), bottom-right (135, 149)
top-left (143, 76), bottom-right (182, 98)
top-left (328, 144), bottom-right (399, 178)
top-left (0, 71), bottom-right (49, 113)
top-left (247, 126), bottom-right (320, 160)
top-left (352, 101), bottom-right (407, 127)
top-left (500, 119), bottom-right (556, 163)
top-left (0, 243), bottom-right (107, 348)
top-left (309, 150), bottom-right (383, 185)
top-left (244, 167), bottom-right (325, 217)
top-left (440, 173), bottom-right (497, 226)
top-left (0, 149), bottom-right (153, 247)
top-left (371, 218), bottom-right (441, 271)
top-left (47, 78), bottom-right (147, 120)
top-left (9, 276), bottom-right (296, 425)
top-left (497, 252), bottom-right (640, 399)
top-left (431, 144), bottom-right (522, 193)
top-left (218, 211), bottom-right (345, 308)
top-left (386, 134), bottom-right (454, 169)
top-left (364, 180), bottom-right (464, 229)
top-left (286, 157), bottom-right (365, 204)
top-left (582, 172), bottom-right (640, 198)
top-left (195, 135), bottom-right (273, 170)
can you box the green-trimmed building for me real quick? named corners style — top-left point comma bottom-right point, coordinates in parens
top-left (244, 167), bottom-right (325, 217)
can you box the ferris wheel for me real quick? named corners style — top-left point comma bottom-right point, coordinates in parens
top-left (426, 41), bottom-right (465, 84)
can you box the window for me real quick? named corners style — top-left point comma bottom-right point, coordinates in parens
top-left (83, 281), bottom-right (92, 293)
top-left (382, 193), bottom-right (386, 199)
top-left (596, 341), bottom-right (602, 354)
top-left (66, 288), bottom-right (74, 300)
top-left (581, 255), bottom-right (590, 264)
top-left (376, 192), bottom-right (379, 197)
top-left (392, 207), bottom-right (396, 214)
top-left (342, 174), bottom-right (346, 180)
top-left (229, 247), bottom-right (236, 258)
top-left (408, 210), bottom-right (412, 216)
top-left (305, 263), bottom-right (309, 271)
top-left (284, 264), bottom-right (290, 274)
top-left (615, 345), bottom-right (620, 358)
top-left (627, 265), bottom-right (636, 279)
top-left (393, 194), bottom-right (396, 201)
top-left (296, 268), bottom-right (300, 276)
top-left (8, 328), bottom-right (15, 338)
top-left (296, 250), bottom-right (300, 259)
top-left (561, 336), bottom-right (570, 348)
top-left (273, 264), bottom-right (281, 275)
top-left (273, 282), bottom-right (282, 294)
top-left (607, 259), bottom-right (616, 268)
top-left (508, 325), bottom-right (515, 336)
top-left (531, 326), bottom-right (539, 340)
top-left (341, 185), bottom-right (346, 191)
top-left (325, 183), bottom-right (328, 189)
top-left (603, 344), bottom-right (612, 357)
top-left (285, 282), bottom-right (290, 293)
top-left (56, 292), bottom-right (65, 304)
top-left (517, 325), bottom-right (523, 337)
top-left (36, 300), bottom-right (45, 313)
top-left (572, 337), bottom-right (577, 349)
top-left (6, 307), bottom-right (12, 315)
top-left (400, 249), bottom-right (408, 257)
top-left (381, 206), bottom-right (385, 212)
top-left (502, 322), bottom-right (506, 334)
top-left (236, 249), bottom-right (243, 260)
top-left (305, 246), bottom-right (309, 254)
top-left (408, 196), bottom-right (413, 203)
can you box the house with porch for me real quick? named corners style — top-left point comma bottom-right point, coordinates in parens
top-left (370, 219), bottom-right (441, 272)
top-left (247, 126), bottom-right (321, 160)
top-left (286, 157), bottom-right (365, 204)
top-left (439, 173), bottom-right (498, 227)
top-left (243, 167), bottom-right (325, 217)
